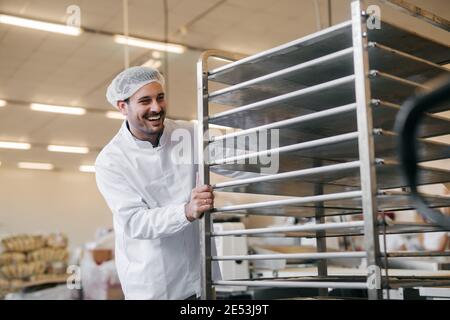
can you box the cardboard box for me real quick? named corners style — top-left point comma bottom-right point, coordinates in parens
top-left (91, 249), bottom-right (113, 265)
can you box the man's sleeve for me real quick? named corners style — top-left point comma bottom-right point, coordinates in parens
top-left (95, 163), bottom-right (190, 240)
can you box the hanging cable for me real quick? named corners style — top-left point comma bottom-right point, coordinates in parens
top-left (312, 0), bottom-right (322, 31)
top-left (122, 0), bottom-right (130, 68)
top-left (163, 0), bottom-right (169, 97)
top-left (327, 0), bottom-right (332, 27)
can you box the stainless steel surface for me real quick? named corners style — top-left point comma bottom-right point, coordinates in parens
top-left (209, 21), bottom-right (449, 85)
top-left (210, 74), bottom-right (355, 119)
top-left (210, 103), bottom-right (356, 142)
top-left (213, 161), bottom-right (450, 197)
top-left (209, 47), bottom-right (355, 101)
top-left (210, 131), bottom-right (359, 165)
top-left (211, 221), bottom-right (365, 236)
top-left (213, 190), bottom-right (450, 215)
top-left (209, 73), bottom-right (433, 129)
top-left (209, 45), bottom-right (447, 108)
top-left (370, 100), bottom-right (450, 138)
top-left (368, 22), bottom-right (449, 64)
top-left (225, 222), bottom-right (449, 238)
top-left (368, 42), bottom-right (449, 84)
top-left (209, 70), bottom-right (427, 108)
top-left (212, 205), bottom-right (361, 218)
top-left (211, 157), bottom-right (340, 176)
top-left (209, 21), bottom-right (354, 84)
top-left (210, 100), bottom-right (450, 141)
top-left (331, 161), bottom-right (450, 189)
top-left (212, 252), bottom-right (366, 261)
top-left (214, 280), bottom-right (368, 289)
top-left (210, 130), bottom-right (450, 169)
top-left (214, 190), bottom-right (363, 212)
top-left (213, 161), bottom-right (361, 189)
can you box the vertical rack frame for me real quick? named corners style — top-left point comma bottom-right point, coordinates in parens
top-left (197, 50), bottom-right (247, 300)
top-left (351, 0), bottom-right (383, 299)
top-left (314, 159), bottom-right (328, 297)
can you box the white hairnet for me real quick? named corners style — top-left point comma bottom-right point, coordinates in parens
top-left (106, 66), bottom-right (165, 108)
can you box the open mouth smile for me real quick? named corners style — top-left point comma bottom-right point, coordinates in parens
top-left (145, 114), bottom-right (163, 122)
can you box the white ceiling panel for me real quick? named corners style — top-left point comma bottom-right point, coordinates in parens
top-left (0, 106), bottom-right (60, 139)
top-left (0, 147), bottom-right (99, 171)
top-left (264, 0), bottom-right (318, 19)
top-left (225, 0), bottom-right (274, 11)
top-left (0, 0), bottom-right (30, 14)
top-left (37, 33), bottom-right (89, 56)
top-left (0, 105), bottom-right (121, 146)
top-left (170, 0), bottom-right (221, 17)
top-left (201, 3), bottom-right (253, 26)
top-left (0, 0), bottom-right (448, 172)
top-left (29, 115), bottom-right (121, 147)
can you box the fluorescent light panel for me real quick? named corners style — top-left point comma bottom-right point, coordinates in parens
top-left (114, 35), bottom-right (185, 54)
top-left (79, 165), bottom-right (95, 173)
top-left (18, 162), bottom-right (54, 170)
top-left (142, 58), bottom-right (162, 69)
top-left (30, 103), bottom-right (86, 115)
top-left (152, 51), bottom-right (162, 59)
top-left (47, 145), bottom-right (89, 154)
top-left (106, 111), bottom-right (125, 120)
top-left (0, 99), bottom-right (6, 107)
top-left (0, 141), bottom-right (31, 150)
top-left (0, 14), bottom-right (82, 36)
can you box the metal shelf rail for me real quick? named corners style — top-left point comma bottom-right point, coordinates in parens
top-left (197, 0), bottom-right (450, 300)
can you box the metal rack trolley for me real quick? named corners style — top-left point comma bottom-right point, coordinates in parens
top-left (196, 0), bottom-right (450, 300)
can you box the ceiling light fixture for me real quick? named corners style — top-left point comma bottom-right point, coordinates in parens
top-left (114, 35), bottom-right (185, 54)
top-left (142, 58), bottom-right (162, 69)
top-left (18, 162), bottom-right (54, 170)
top-left (0, 99), bottom-right (7, 107)
top-left (0, 14), bottom-right (82, 36)
top-left (47, 145), bottom-right (89, 154)
top-left (30, 103), bottom-right (86, 115)
top-left (152, 51), bottom-right (162, 59)
top-left (0, 141), bottom-right (31, 150)
top-left (79, 165), bottom-right (95, 173)
top-left (105, 111), bottom-right (126, 120)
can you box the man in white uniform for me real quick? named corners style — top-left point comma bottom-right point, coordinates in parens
top-left (95, 66), bottom-right (216, 299)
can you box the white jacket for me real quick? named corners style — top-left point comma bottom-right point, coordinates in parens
top-left (95, 119), bottom-right (218, 299)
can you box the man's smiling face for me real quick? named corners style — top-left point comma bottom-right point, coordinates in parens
top-left (117, 82), bottom-right (166, 142)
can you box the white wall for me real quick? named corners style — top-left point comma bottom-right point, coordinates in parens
top-left (0, 168), bottom-right (112, 249)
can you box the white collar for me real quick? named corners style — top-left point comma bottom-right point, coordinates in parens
top-left (120, 119), bottom-right (171, 150)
